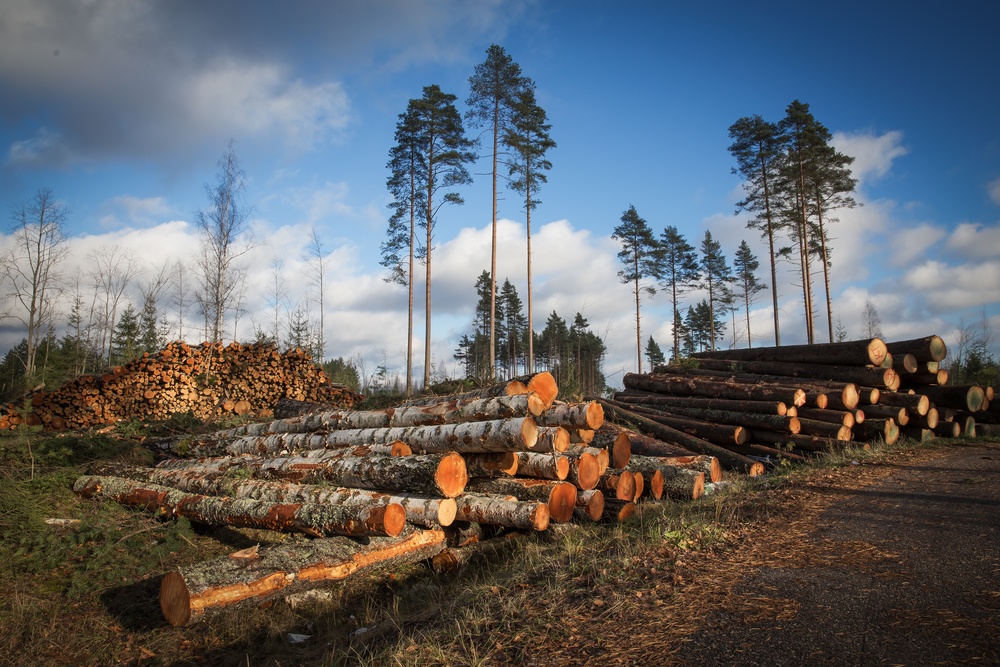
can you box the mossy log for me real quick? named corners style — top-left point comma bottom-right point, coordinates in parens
top-left (160, 528), bottom-right (446, 626)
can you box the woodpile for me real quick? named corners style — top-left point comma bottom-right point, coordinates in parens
top-left (598, 335), bottom-right (993, 465)
top-left (73, 370), bottom-right (722, 626)
top-left (0, 341), bottom-right (360, 431)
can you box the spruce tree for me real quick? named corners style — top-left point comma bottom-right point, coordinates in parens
top-left (733, 240), bottom-right (766, 348)
top-left (111, 304), bottom-right (140, 364)
top-left (699, 231), bottom-right (733, 351)
top-left (645, 336), bottom-right (666, 370)
top-left (658, 225), bottom-right (700, 362)
top-left (612, 205), bottom-right (659, 373)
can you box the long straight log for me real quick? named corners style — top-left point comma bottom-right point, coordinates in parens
top-left (794, 408), bottom-right (855, 428)
top-left (898, 370), bottom-right (949, 388)
top-left (885, 335), bottom-right (947, 363)
top-left (932, 421), bottom-right (962, 438)
top-left (656, 455), bottom-right (722, 483)
top-left (794, 418), bottom-right (852, 440)
top-left (396, 372), bottom-right (558, 409)
top-left (73, 475), bottom-right (406, 537)
top-left (614, 391), bottom-right (788, 416)
top-left (690, 338), bottom-right (887, 366)
top-left (649, 367), bottom-right (860, 409)
top-left (516, 452), bottom-right (570, 481)
top-left (631, 404), bottom-right (800, 435)
top-left (160, 528), bottom-right (446, 626)
top-left (621, 405), bottom-right (748, 445)
top-left (462, 478), bottom-right (577, 523)
top-left (857, 404), bottom-right (908, 425)
top-left (692, 358), bottom-right (897, 389)
top-left (598, 399), bottom-right (764, 476)
top-left (749, 430), bottom-right (852, 452)
top-left (876, 391), bottom-right (930, 415)
top-left (919, 385), bottom-right (986, 412)
top-left (854, 418), bottom-right (900, 445)
top-left (453, 493), bottom-right (550, 531)
top-left (622, 373), bottom-right (805, 407)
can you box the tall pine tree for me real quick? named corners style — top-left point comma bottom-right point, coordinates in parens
top-left (612, 205), bottom-right (659, 373)
top-left (658, 225), bottom-right (700, 362)
top-left (699, 231), bottom-right (733, 351)
top-left (733, 240), bottom-right (766, 348)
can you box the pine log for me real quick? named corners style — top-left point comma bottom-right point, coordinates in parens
top-left (515, 452), bottom-right (570, 481)
top-left (656, 455), bottom-right (722, 483)
top-left (691, 338), bottom-right (887, 366)
top-left (876, 391), bottom-right (930, 415)
top-left (803, 392), bottom-right (829, 409)
top-left (898, 370), bottom-right (949, 388)
top-left (735, 443), bottom-right (809, 462)
top-left (463, 452), bottom-right (520, 478)
top-left (73, 475), bottom-right (406, 537)
top-left (962, 416), bottom-right (976, 438)
top-left (649, 367), bottom-right (860, 410)
top-left (858, 404), bottom-right (908, 425)
top-left (593, 423), bottom-right (690, 460)
top-left (621, 405), bottom-right (748, 445)
top-left (631, 405), bottom-right (800, 435)
top-left (749, 430), bottom-right (853, 452)
top-left (463, 478), bottom-right (578, 523)
top-left (598, 399), bottom-right (764, 476)
top-left (160, 528), bottom-right (446, 626)
top-left (535, 401), bottom-right (604, 429)
top-left (453, 493), bottom-right (550, 531)
top-left (396, 372), bottom-right (558, 409)
top-left (613, 391), bottom-right (789, 416)
top-left (932, 421), bottom-right (962, 438)
top-left (919, 385), bottom-right (986, 412)
top-left (622, 373), bottom-right (806, 407)
top-left (569, 429), bottom-right (595, 444)
top-left (625, 455), bottom-right (706, 500)
top-left (692, 358), bottom-right (897, 389)
top-left (909, 408), bottom-right (940, 430)
top-left (794, 418), bottom-right (853, 440)
top-left (576, 489), bottom-right (605, 521)
top-left (794, 408), bottom-right (855, 428)
top-left (891, 353), bottom-right (920, 374)
top-left (854, 418), bottom-right (900, 445)
top-left (589, 423), bottom-right (636, 467)
top-left (885, 335), bottom-right (947, 363)
top-left (900, 426), bottom-right (935, 443)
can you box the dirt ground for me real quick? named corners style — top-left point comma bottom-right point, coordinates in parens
top-left (600, 442), bottom-right (1000, 667)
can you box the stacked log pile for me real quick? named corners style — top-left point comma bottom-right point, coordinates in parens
top-left (0, 341), bottom-right (361, 431)
top-left (73, 371), bottom-right (722, 625)
top-left (602, 335), bottom-right (994, 463)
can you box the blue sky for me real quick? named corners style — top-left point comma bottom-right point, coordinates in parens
top-left (2, 0), bottom-right (998, 388)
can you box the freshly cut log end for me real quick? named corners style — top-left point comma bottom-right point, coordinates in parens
top-left (464, 452), bottom-right (519, 477)
top-left (575, 489), bottom-right (605, 522)
top-left (546, 481), bottom-right (579, 523)
top-left (566, 451), bottom-right (600, 491)
top-left (601, 499), bottom-right (638, 523)
top-left (611, 432), bottom-right (631, 469)
top-left (524, 372), bottom-right (559, 408)
top-left (516, 452), bottom-right (569, 481)
top-left (375, 504), bottom-right (407, 538)
top-left (435, 453), bottom-right (469, 498)
top-left (160, 571), bottom-right (193, 628)
top-left (632, 471), bottom-right (645, 501)
top-left (532, 426), bottom-right (570, 453)
top-left (435, 498), bottom-right (458, 527)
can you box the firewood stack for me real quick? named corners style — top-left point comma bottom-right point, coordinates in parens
top-left (603, 335), bottom-right (994, 463)
top-left (72, 371), bottom-right (722, 626)
top-left (0, 341), bottom-right (361, 431)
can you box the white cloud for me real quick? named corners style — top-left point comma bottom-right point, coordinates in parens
top-left (832, 129), bottom-right (908, 184)
top-left (5, 128), bottom-right (75, 168)
top-left (989, 176), bottom-right (1000, 205)
top-left (944, 222), bottom-right (1000, 260)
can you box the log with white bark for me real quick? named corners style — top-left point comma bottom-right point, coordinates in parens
top-left (624, 455), bottom-right (706, 500)
top-left (565, 445), bottom-right (609, 477)
top-left (598, 469), bottom-right (636, 501)
top-left (73, 475), bottom-right (407, 538)
top-left (569, 429), bottom-right (595, 444)
top-left (534, 401), bottom-right (604, 430)
top-left (453, 493), bottom-right (550, 531)
top-left (532, 426), bottom-right (570, 452)
top-left (515, 452), bottom-right (569, 481)
top-left (160, 527), bottom-right (446, 626)
top-left (462, 478), bottom-right (578, 523)
top-left (575, 489), bottom-right (605, 521)
top-left (691, 337), bottom-right (888, 366)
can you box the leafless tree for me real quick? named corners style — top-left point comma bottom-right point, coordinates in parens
top-left (171, 259), bottom-right (190, 341)
top-left (195, 139), bottom-right (253, 343)
top-left (90, 245), bottom-right (140, 364)
top-left (860, 299), bottom-right (883, 340)
top-left (2, 188), bottom-right (69, 378)
top-left (306, 228), bottom-right (327, 361)
top-left (266, 258), bottom-right (287, 344)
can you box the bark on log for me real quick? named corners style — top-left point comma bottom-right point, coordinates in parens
top-left (794, 418), bottom-right (853, 440)
top-left (160, 528), bottom-right (446, 626)
top-left (515, 452), bottom-right (569, 481)
top-left (535, 401), bottom-right (604, 430)
top-left (876, 391), bottom-right (930, 415)
top-left (575, 489), bottom-right (604, 521)
top-left (601, 499), bottom-right (638, 523)
top-left (396, 372), bottom-right (558, 409)
top-left (569, 429), bottom-right (595, 444)
top-left (794, 408), bottom-right (855, 428)
top-left (598, 399), bottom-right (764, 476)
top-left (589, 423), bottom-right (636, 468)
top-left (73, 475), bottom-right (406, 537)
top-left (462, 478), bottom-right (577, 523)
top-left (885, 335), bottom-right (947, 363)
top-left (854, 418), bottom-right (900, 445)
top-left (613, 391), bottom-right (789, 416)
top-left (625, 455), bottom-right (706, 500)
top-left (692, 358), bottom-right (897, 389)
top-left (621, 405), bottom-right (748, 445)
top-left (857, 404), bottom-right (909, 425)
top-left (900, 426), bottom-right (935, 442)
top-left (919, 385), bottom-right (986, 412)
top-left (565, 445), bottom-right (610, 477)
top-left (630, 405), bottom-right (800, 435)
top-left (622, 373), bottom-right (806, 407)
top-left (453, 493), bottom-right (550, 531)
top-left (648, 367), bottom-right (860, 409)
top-left (690, 338), bottom-right (887, 366)
top-left (749, 430), bottom-right (854, 452)
top-left (562, 451), bottom-right (600, 491)
top-left (593, 423), bottom-right (689, 460)
top-left (932, 421), bottom-right (962, 438)
top-left (655, 455), bottom-right (722, 484)
top-left (898, 370), bottom-right (949, 388)
top-left (463, 452), bottom-right (519, 478)
top-left (891, 353), bottom-right (920, 374)
top-left (909, 408), bottom-right (940, 430)
top-left (532, 426), bottom-right (570, 453)
top-left (598, 469), bottom-right (636, 501)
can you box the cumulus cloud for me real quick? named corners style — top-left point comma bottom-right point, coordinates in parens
top-left (832, 129), bottom-right (908, 184)
top-left (944, 222), bottom-right (1000, 260)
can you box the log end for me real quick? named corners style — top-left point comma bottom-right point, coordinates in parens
top-left (546, 481), bottom-right (578, 523)
top-left (526, 392), bottom-right (547, 416)
top-left (709, 457), bottom-right (722, 483)
top-left (842, 384), bottom-right (860, 410)
top-left (929, 335), bottom-right (947, 362)
top-left (436, 453), bottom-right (469, 498)
top-left (521, 417), bottom-right (539, 450)
top-left (792, 389), bottom-right (807, 407)
top-left (554, 455), bottom-right (570, 481)
top-left (747, 462), bottom-right (766, 477)
top-left (612, 432), bottom-right (631, 469)
top-left (632, 471), bottom-right (645, 501)
top-left (577, 489), bottom-right (604, 521)
top-left (526, 372), bottom-right (559, 409)
top-left (585, 401), bottom-right (605, 430)
top-left (552, 427), bottom-right (570, 453)
top-left (531, 502), bottom-right (551, 531)
top-left (575, 452), bottom-right (600, 491)
top-left (160, 571), bottom-right (193, 627)
top-left (734, 426), bottom-right (748, 445)
top-left (389, 440), bottom-right (413, 456)
top-left (868, 338), bottom-right (888, 366)
top-left (648, 469), bottom-right (664, 500)
top-left (814, 393), bottom-right (829, 409)
top-left (382, 503), bottom-right (407, 537)
top-left (437, 498), bottom-right (458, 527)
top-left (691, 471), bottom-right (705, 500)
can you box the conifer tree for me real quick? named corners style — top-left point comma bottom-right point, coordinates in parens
top-left (645, 336), bottom-right (666, 369)
top-left (699, 231), bottom-right (733, 351)
top-left (658, 225), bottom-right (700, 362)
top-left (612, 205), bottom-right (659, 373)
top-left (733, 240), bottom-right (767, 348)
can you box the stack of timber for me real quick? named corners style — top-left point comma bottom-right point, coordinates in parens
top-left (0, 341), bottom-right (360, 431)
top-left (606, 335), bottom-right (994, 459)
top-left (73, 371), bottom-right (723, 625)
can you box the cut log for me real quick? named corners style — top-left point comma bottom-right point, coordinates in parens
top-left (854, 418), bottom-right (900, 445)
top-left (598, 469), bottom-right (636, 501)
top-left (395, 372), bottom-right (557, 409)
top-left (515, 452), bottom-right (570, 481)
top-left (909, 408), bottom-right (940, 430)
top-left (932, 421), bottom-right (961, 438)
top-left (453, 493), bottom-right (550, 531)
top-left (569, 429), bottom-right (595, 444)
top-left (566, 445), bottom-right (610, 476)
top-left (690, 338), bottom-right (887, 366)
top-left (601, 499), bottom-right (638, 523)
top-left (794, 408), bottom-right (855, 428)
top-left (655, 455), bottom-right (722, 483)
top-left (648, 367), bottom-right (861, 410)
top-left (898, 370), bottom-right (949, 387)
top-left (625, 455), bottom-right (706, 500)
top-left (73, 475), bottom-right (406, 538)
top-left (876, 391), bottom-right (930, 416)
top-left (900, 426), bottom-right (935, 442)
top-left (885, 335), bottom-right (947, 363)
top-left (692, 358), bottom-right (897, 389)
top-left (749, 430), bottom-right (854, 452)
top-left (463, 452), bottom-right (519, 478)
top-left (598, 399), bottom-right (764, 476)
top-left (593, 423), bottom-right (690, 460)
top-left (589, 423), bottom-right (635, 468)
top-left (962, 416), bottom-right (976, 438)
top-left (622, 373), bottom-right (806, 407)
top-left (535, 401), bottom-right (604, 429)
top-left (858, 404), bottom-right (908, 425)
top-left (891, 353), bottom-right (920, 374)
top-left (575, 489), bottom-right (605, 521)
top-left (532, 426), bottom-right (571, 453)
top-left (631, 405), bottom-right (800, 435)
top-left (562, 451), bottom-right (600, 491)
top-left (631, 471), bottom-right (646, 501)
top-left (160, 528), bottom-right (446, 626)
top-left (794, 418), bottom-right (853, 440)
top-left (613, 391), bottom-right (789, 416)
top-left (621, 405), bottom-right (748, 445)
top-left (919, 385), bottom-right (986, 413)
top-left (463, 478), bottom-right (578, 523)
